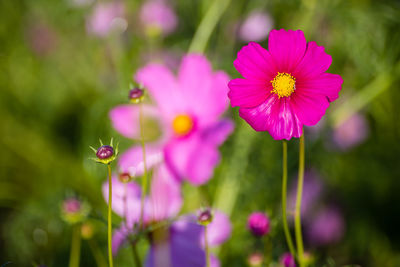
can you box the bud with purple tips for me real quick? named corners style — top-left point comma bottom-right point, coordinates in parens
top-left (247, 212), bottom-right (270, 237)
top-left (129, 87), bottom-right (145, 104)
top-left (197, 208), bottom-right (213, 226)
top-left (90, 138), bottom-right (118, 165)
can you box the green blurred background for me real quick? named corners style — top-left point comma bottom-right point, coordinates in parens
top-left (1, 0), bottom-right (400, 266)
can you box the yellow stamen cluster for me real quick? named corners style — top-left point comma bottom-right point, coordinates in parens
top-left (270, 72), bottom-right (296, 98)
top-left (172, 114), bottom-right (193, 136)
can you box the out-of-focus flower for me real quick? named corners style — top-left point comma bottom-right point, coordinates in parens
top-left (306, 206), bottom-right (345, 246)
top-left (238, 11), bottom-right (273, 42)
top-left (247, 252), bottom-right (263, 266)
top-left (26, 22), bottom-right (57, 56)
top-left (81, 221), bottom-right (95, 239)
top-left (140, 0), bottom-right (177, 37)
top-left (332, 113), bottom-right (368, 150)
top-left (288, 171), bottom-right (323, 218)
top-left (247, 212), bottom-right (270, 237)
top-left (111, 54), bottom-right (233, 185)
top-left (86, 2), bottom-right (127, 37)
top-left (228, 29), bottom-right (343, 140)
top-left (61, 198), bottom-right (90, 224)
top-left (280, 252), bottom-right (296, 267)
top-left (129, 87), bottom-right (145, 104)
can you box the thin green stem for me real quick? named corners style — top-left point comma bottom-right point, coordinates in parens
top-left (281, 140), bottom-right (296, 259)
top-left (139, 103), bottom-right (148, 230)
top-left (107, 164), bottom-right (114, 267)
top-left (295, 135), bottom-right (306, 267)
top-left (205, 226), bottom-right (210, 267)
top-left (131, 242), bottom-right (142, 267)
top-left (68, 224), bottom-right (81, 267)
top-left (88, 239), bottom-right (107, 267)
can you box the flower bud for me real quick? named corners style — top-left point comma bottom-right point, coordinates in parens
top-left (197, 208), bottom-right (213, 226)
top-left (118, 171), bottom-right (133, 183)
top-left (129, 88), bottom-right (144, 104)
top-left (91, 139), bottom-right (118, 165)
top-left (247, 252), bottom-right (263, 266)
top-left (247, 212), bottom-right (270, 237)
top-left (280, 253), bottom-right (296, 267)
top-left (61, 198), bottom-right (91, 225)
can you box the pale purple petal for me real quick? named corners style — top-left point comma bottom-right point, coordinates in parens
top-left (333, 113), bottom-right (368, 150)
top-left (112, 225), bottom-right (130, 255)
top-left (86, 2), bottom-right (125, 37)
top-left (268, 29), bottom-right (307, 73)
top-left (201, 210), bottom-right (232, 247)
top-left (118, 144), bottom-right (163, 177)
top-left (239, 11), bottom-right (273, 42)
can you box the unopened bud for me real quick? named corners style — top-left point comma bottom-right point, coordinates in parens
top-left (129, 88), bottom-right (144, 104)
top-left (197, 208), bottom-right (213, 226)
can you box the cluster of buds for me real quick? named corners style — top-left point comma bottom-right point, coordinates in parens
top-left (60, 197), bottom-right (91, 225)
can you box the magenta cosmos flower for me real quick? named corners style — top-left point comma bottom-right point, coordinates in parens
top-left (228, 29), bottom-right (343, 140)
top-left (110, 54), bottom-right (233, 185)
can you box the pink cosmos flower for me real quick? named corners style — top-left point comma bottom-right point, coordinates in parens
top-left (103, 165), bottom-right (231, 266)
top-left (228, 29), bottom-right (343, 140)
top-left (238, 11), bottom-right (273, 42)
top-left (140, 0), bottom-right (177, 36)
top-left (86, 2), bottom-right (126, 37)
top-left (110, 54), bottom-right (233, 185)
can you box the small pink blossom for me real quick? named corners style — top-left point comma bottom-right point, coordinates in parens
top-left (239, 11), bottom-right (273, 42)
top-left (228, 29), bottom-right (343, 140)
top-left (86, 2), bottom-right (126, 37)
top-left (247, 212), bottom-right (270, 237)
top-left (333, 113), bottom-right (368, 150)
top-left (280, 252), bottom-right (296, 267)
top-left (140, 0), bottom-right (177, 36)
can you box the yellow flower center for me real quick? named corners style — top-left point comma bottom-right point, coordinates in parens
top-left (270, 72), bottom-right (296, 98)
top-left (172, 114), bottom-right (193, 136)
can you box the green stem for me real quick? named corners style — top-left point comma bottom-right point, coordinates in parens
top-left (131, 242), bottom-right (142, 267)
top-left (188, 0), bottom-right (232, 53)
top-left (139, 103), bottom-right (148, 229)
top-left (205, 226), bottom-right (210, 267)
top-left (295, 135), bottom-right (306, 267)
top-left (107, 164), bottom-right (114, 267)
top-left (88, 239), bottom-right (107, 267)
top-left (281, 140), bottom-right (296, 259)
top-left (69, 224), bottom-right (81, 267)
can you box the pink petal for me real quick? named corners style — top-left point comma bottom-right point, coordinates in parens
top-left (118, 144), bottom-right (163, 177)
top-left (102, 177), bottom-right (142, 223)
top-left (178, 54), bottom-right (230, 127)
top-left (233, 42), bottom-right (277, 81)
top-left (164, 135), bottom-right (220, 185)
top-left (109, 104), bottom-right (160, 139)
top-left (297, 73), bottom-right (343, 102)
top-left (228, 78), bottom-right (271, 108)
top-left (135, 64), bottom-right (182, 119)
top-left (112, 226), bottom-right (129, 255)
top-left (290, 90), bottom-right (330, 126)
top-left (239, 95), bottom-right (303, 140)
top-left (202, 210), bottom-right (231, 247)
top-left (268, 29), bottom-right (307, 73)
top-left (148, 164), bottom-right (182, 222)
top-left (202, 119), bottom-right (234, 146)
top-left (293, 41), bottom-right (332, 79)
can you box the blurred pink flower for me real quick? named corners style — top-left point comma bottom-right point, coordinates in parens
top-left (280, 252), bottom-right (296, 267)
top-left (247, 212), bottom-right (270, 237)
top-left (239, 11), bottom-right (273, 42)
top-left (228, 29), bottom-right (343, 140)
top-left (333, 113), bottom-right (368, 150)
top-left (110, 54), bottom-right (233, 185)
top-left (86, 2), bottom-right (126, 37)
top-left (140, 0), bottom-right (177, 36)
top-left (63, 198), bottom-right (81, 214)
top-left (26, 22), bottom-right (57, 56)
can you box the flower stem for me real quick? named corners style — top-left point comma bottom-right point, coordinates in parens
top-left (205, 226), bottom-right (210, 267)
top-left (295, 135), bottom-right (306, 267)
top-left (281, 140), bottom-right (296, 259)
top-left (139, 103), bottom-right (148, 230)
top-left (131, 242), bottom-right (142, 267)
top-left (107, 164), bottom-right (114, 267)
top-left (69, 224), bottom-right (81, 267)
top-left (88, 239), bottom-right (107, 267)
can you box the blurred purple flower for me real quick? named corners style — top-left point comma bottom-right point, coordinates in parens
top-left (332, 113), bottom-right (369, 150)
top-left (140, 0), bottom-right (177, 37)
top-left (280, 252), bottom-right (296, 267)
top-left (110, 54), bottom-right (233, 185)
top-left (86, 2), bottom-right (127, 37)
top-left (247, 212), bottom-right (270, 237)
top-left (238, 11), bottom-right (273, 42)
top-left (307, 206), bottom-right (345, 246)
top-left (26, 22), bottom-right (57, 56)
top-left (288, 170), bottom-right (323, 218)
